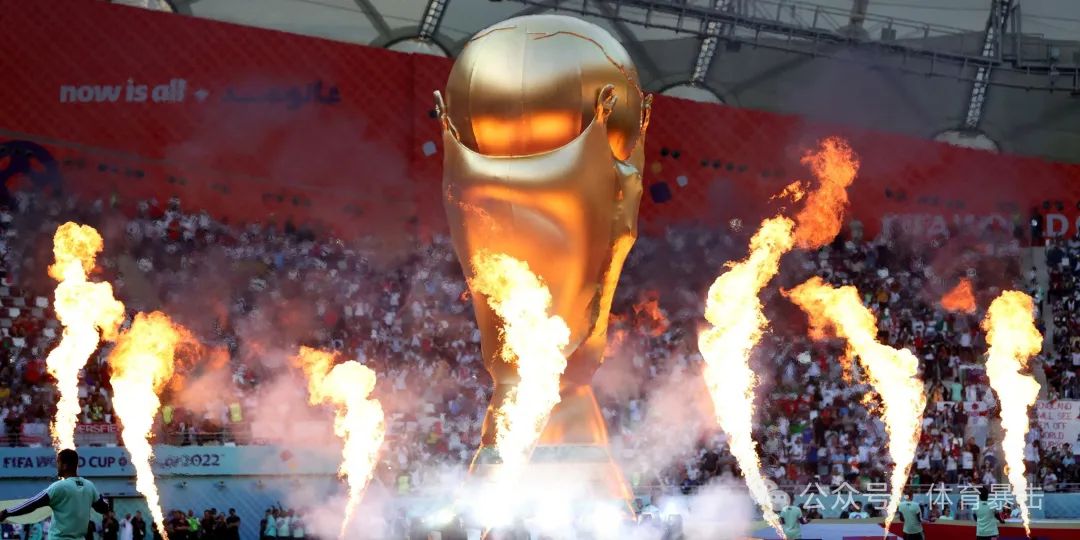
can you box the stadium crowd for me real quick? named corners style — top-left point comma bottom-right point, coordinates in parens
top-left (0, 189), bottom-right (1077, 502)
top-left (1045, 236), bottom-right (1080, 401)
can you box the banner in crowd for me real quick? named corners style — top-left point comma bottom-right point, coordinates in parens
top-left (73, 423), bottom-right (119, 434)
top-left (18, 423), bottom-right (120, 446)
top-left (0, 0), bottom-right (1078, 241)
top-left (1036, 400), bottom-right (1080, 453)
top-left (0, 446), bottom-right (341, 478)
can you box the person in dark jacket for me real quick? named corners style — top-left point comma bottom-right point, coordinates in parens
top-left (102, 511), bottom-right (120, 540)
top-left (131, 512), bottom-right (147, 540)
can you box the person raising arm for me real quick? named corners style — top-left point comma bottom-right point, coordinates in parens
top-left (0, 449), bottom-right (111, 540)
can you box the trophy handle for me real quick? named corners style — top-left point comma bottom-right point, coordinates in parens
top-left (433, 90), bottom-right (461, 142)
top-left (595, 84), bottom-right (617, 123)
top-left (640, 93), bottom-right (653, 136)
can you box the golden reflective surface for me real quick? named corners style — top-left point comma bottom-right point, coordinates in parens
top-left (444, 15), bottom-right (644, 160)
top-left (437, 16), bottom-right (650, 502)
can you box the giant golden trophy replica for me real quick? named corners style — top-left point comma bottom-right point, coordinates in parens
top-left (435, 15), bottom-right (651, 501)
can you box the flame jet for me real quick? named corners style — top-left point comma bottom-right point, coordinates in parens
top-left (699, 138), bottom-right (859, 536)
top-left (293, 347), bottom-right (386, 539)
top-left (699, 217), bottom-right (793, 535)
top-left (45, 223), bottom-right (126, 450)
top-left (468, 251), bottom-right (570, 476)
top-left (785, 277), bottom-right (925, 532)
top-left (982, 291), bottom-right (1042, 536)
top-left (108, 312), bottom-right (191, 540)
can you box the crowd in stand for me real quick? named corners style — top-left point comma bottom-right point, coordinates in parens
top-left (0, 190), bottom-right (1077, 500)
top-left (1045, 235), bottom-right (1080, 400)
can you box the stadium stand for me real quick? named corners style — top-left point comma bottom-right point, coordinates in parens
top-left (0, 189), bottom-right (1074, 500)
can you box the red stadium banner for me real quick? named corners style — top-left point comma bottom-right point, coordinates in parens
top-left (73, 423), bottom-right (120, 446)
top-left (1, 0), bottom-right (1078, 241)
top-left (74, 423), bottom-right (119, 434)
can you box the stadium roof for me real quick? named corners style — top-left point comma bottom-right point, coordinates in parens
top-left (164, 0), bottom-right (1080, 63)
top-left (124, 0), bottom-right (1080, 161)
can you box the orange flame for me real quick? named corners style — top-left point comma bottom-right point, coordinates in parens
top-left (792, 137), bottom-right (860, 249)
top-left (697, 138), bottom-right (859, 538)
top-left (941, 279), bottom-right (977, 314)
top-left (108, 312), bottom-right (191, 540)
top-left (785, 277), bottom-right (925, 531)
top-left (770, 181), bottom-right (806, 203)
top-left (699, 216), bottom-right (794, 535)
top-left (469, 251), bottom-right (570, 473)
top-left (981, 291), bottom-right (1042, 536)
top-left (632, 290), bottom-right (669, 337)
top-left (293, 347), bottom-right (386, 539)
top-left (45, 222), bottom-right (126, 450)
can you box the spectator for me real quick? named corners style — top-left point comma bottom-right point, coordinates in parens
top-left (225, 509), bottom-right (240, 540)
top-left (131, 511), bottom-right (146, 540)
top-left (102, 511), bottom-right (119, 540)
top-left (276, 509), bottom-right (290, 539)
top-left (262, 509), bottom-right (277, 539)
top-left (119, 514), bottom-right (133, 540)
top-left (0, 189), bottom-right (1071, 497)
top-left (290, 512), bottom-right (303, 540)
top-left (167, 510), bottom-right (189, 540)
top-left (185, 510), bottom-right (199, 538)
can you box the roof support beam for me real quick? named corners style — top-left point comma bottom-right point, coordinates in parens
top-left (418, 0), bottom-right (449, 40)
top-left (352, 0), bottom-right (392, 42)
top-left (165, 0), bottom-right (192, 14)
top-left (594, 1), bottom-right (662, 84)
top-left (691, 1), bottom-right (733, 83)
top-left (512, 0), bottom-right (998, 68)
top-left (962, 0), bottom-right (1016, 130)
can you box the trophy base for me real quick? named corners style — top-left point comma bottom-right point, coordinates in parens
top-left (469, 385), bottom-right (634, 507)
top-left (538, 384), bottom-right (610, 446)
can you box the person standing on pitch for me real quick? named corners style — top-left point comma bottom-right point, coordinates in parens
top-left (262, 509), bottom-right (277, 539)
top-left (28, 521), bottom-right (45, 540)
top-left (130, 512), bottom-right (145, 540)
top-left (225, 509), bottom-right (240, 540)
top-left (276, 508), bottom-right (290, 539)
top-left (119, 514), bottom-right (133, 540)
top-left (897, 494), bottom-right (924, 540)
top-left (0, 449), bottom-right (111, 539)
top-left (975, 486), bottom-right (1005, 540)
top-left (779, 495), bottom-right (808, 540)
top-left (290, 512), bottom-right (304, 540)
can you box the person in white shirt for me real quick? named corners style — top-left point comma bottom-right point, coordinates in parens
top-left (290, 513), bottom-right (304, 539)
top-left (945, 455), bottom-right (958, 483)
top-left (276, 510), bottom-right (291, 538)
top-left (119, 514), bottom-right (134, 540)
top-left (1044, 469), bottom-right (1059, 491)
top-left (961, 449), bottom-right (975, 475)
top-left (916, 452), bottom-right (930, 472)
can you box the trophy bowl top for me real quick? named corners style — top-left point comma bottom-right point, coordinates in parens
top-left (445, 14), bottom-right (644, 161)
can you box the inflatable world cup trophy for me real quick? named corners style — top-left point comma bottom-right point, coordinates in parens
top-left (435, 15), bottom-right (651, 502)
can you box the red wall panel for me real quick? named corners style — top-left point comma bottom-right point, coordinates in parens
top-left (2, 0), bottom-right (1078, 240)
